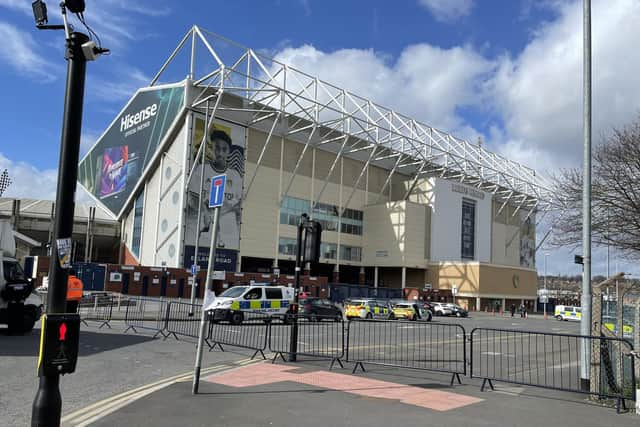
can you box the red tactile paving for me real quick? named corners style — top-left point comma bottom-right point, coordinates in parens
top-left (205, 363), bottom-right (482, 412)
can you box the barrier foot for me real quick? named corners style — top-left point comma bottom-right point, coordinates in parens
top-left (81, 319), bottom-right (89, 326)
top-left (123, 325), bottom-right (137, 334)
top-left (352, 361), bottom-right (366, 374)
top-left (450, 373), bottom-right (462, 386)
top-left (208, 342), bottom-right (225, 352)
top-left (153, 330), bottom-right (169, 339)
top-left (272, 352), bottom-right (287, 364)
top-left (251, 350), bottom-right (266, 360)
top-left (480, 378), bottom-right (494, 392)
top-left (163, 332), bottom-right (179, 341)
top-left (329, 358), bottom-right (344, 370)
top-left (98, 321), bottom-right (112, 330)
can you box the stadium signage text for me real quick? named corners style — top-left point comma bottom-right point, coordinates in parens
top-left (451, 183), bottom-right (485, 200)
top-left (120, 103), bottom-right (158, 134)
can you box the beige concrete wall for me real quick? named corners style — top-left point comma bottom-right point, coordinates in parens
top-left (429, 262), bottom-right (537, 298)
top-left (362, 200), bottom-right (427, 268)
top-left (490, 201), bottom-right (536, 268)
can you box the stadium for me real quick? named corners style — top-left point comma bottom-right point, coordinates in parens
top-left (73, 27), bottom-right (554, 310)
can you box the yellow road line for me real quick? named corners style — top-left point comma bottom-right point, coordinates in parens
top-left (61, 363), bottom-right (235, 425)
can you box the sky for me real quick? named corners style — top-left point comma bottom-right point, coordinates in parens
top-left (0, 0), bottom-right (639, 278)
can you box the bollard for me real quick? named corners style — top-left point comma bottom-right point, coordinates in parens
top-left (492, 308), bottom-right (495, 317)
top-left (117, 294), bottom-right (121, 311)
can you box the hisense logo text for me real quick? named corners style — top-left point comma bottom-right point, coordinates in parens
top-left (120, 104), bottom-right (158, 132)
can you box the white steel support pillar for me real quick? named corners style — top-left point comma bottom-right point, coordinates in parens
top-left (476, 296), bottom-right (481, 312)
top-left (401, 267), bottom-right (407, 290)
top-left (374, 267), bottom-right (379, 288)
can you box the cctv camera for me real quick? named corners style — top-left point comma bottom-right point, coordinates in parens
top-left (32, 0), bottom-right (48, 26)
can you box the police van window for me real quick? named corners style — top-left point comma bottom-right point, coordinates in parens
top-left (220, 286), bottom-right (247, 298)
top-left (3, 260), bottom-right (26, 283)
top-left (265, 288), bottom-right (282, 299)
top-left (244, 288), bottom-right (263, 300)
top-left (575, 308), bottom-right (582, 313)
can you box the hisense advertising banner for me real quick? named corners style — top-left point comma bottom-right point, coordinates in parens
top-left (78, 84), bottom-right (184, 217)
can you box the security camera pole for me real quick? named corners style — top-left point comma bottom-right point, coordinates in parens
top-left (193, 174), bottom-right (225, 394)
top-left (31, 1), bottom-right (107, 425)
top-left (580, 0), bottom-right (592, 392)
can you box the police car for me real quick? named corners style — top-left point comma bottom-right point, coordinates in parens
top-left (554, 305), bottom-right (582, 321)
top-left (344, 299), bottom-right (395, 320)
top-left (209, 284), bottom-right (295, 325)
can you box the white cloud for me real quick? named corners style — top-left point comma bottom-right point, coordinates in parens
top-left (0, 153), bottom-right (58, 200)
top-left (271, 42), bottom-right (493, 138)
top-left (418, 0), bottom-right (474, 22)
top-left (0, 21), bottom-right (58, 81)
top-left (490, 0), bottom-right (640, 172)
top-left (0, 0), bottom-right (30, 15)
top-left (0, 153), bottom-right (94, 203)
top-left (86, 65), bottom-right (151, 102)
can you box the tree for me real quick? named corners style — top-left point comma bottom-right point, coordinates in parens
top-left (552, 118), bottom-right (640, 258)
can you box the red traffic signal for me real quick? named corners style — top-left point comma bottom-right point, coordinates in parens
top-left (59, 322), bottom-right (67, 341)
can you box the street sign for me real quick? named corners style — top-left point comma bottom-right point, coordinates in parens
top-left (423, 283), bottom-right (432, 291)
top-left (191, 264), bottom-right (199, 276)
top-left (451, 286), bottom-right (458, 296)
top-left (208, 174), bottom-right (226, 208)
top-left (212, 270), bottom-right (225, 280)
top-left (539, 295), bottom-right (549, 304)
top-left (37, 314), bottom-right (80, 377)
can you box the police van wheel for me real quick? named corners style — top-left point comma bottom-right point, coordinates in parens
top-left (230, 312), bottom-right (244, 325)
top-left (555, 315), bottom-right (563, 321)
top-left (365, 313), bottom-right (373, 320)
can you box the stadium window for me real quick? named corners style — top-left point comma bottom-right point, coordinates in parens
top-left (461, 198), bottom-right (476, 260)
top-left (131, 192), bottom-right (144, 257)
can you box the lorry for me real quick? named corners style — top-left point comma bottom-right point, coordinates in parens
top-left (0, 219), bottom-right (42, 334)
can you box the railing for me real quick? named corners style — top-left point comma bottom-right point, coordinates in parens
top-left (470, 328), bottom-right (636, 412)
top-left (164, 301), bottom-right (202, 340)
top-left (346, 319), bottom-right (466, 385)
top-left (206, 312), bottom-right (271, 360)
top-left (269, 314), bottom-right (345, 369)
top-left (77, 295), bottom-right (113, 329)
top-left (123, 297), bottom-right (171, 338)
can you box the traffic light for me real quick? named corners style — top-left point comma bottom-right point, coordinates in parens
top-left (574, 255), bottom-right (584, 265)
top-left (37, 314), bottom-right (80, 377)
top-left (304, 221), bottom-right (322, 264)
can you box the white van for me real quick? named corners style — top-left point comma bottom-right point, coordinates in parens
top-left (554, 305), bottom-right (582, 321)
top-left (209, 285), bottom-right (295, 324)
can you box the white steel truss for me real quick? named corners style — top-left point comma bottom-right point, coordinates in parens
top-left (153, 26), bottom-right (557, 216)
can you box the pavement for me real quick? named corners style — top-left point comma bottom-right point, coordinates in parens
top-left (2, 311), bottom-right (634, 427)
top-left (91, 359), bottom-right (638, 427)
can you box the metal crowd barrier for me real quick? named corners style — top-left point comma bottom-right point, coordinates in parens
top-left (123, 297), bottom-right (171, 338)
top-left (77, 295), bottom-right (114, 329)
top-left (206, 312), bottom-right (271, 360)
top-left (470, 328), bottom-right (636, 412)
top-left (346, 319), bottom-right (466, 385)
top-left (164, 301), bottom-right (202, 340)
top-left (269, 314), bottom-right (345, 369)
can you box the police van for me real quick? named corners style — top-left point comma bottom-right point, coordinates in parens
top-left (209, 284), bottom-right (295, 324)
top-left (554, 305), bottom-right (582, 321)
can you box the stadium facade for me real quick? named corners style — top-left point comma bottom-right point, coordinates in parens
top-left (77, 27), bottom-right (554, 310)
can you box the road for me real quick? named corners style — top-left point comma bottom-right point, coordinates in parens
top-left (0, 310), bottom-right (626, 427)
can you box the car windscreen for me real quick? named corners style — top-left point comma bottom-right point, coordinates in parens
top-left (220, 286), bottom-right (248, 298)
top-left (3, 260), bottom-right (26, 283)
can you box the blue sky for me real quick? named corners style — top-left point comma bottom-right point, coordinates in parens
top-left (1, 0), bottom-right (639, 277)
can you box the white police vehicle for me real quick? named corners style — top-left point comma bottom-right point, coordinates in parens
top-left (209, 284), bottom-right (295, 325)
